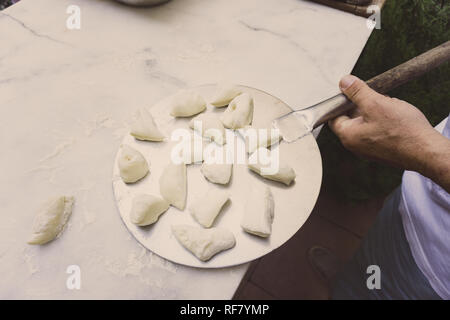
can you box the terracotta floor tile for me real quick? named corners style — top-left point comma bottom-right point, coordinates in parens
top-left (249, 214), bottom-right (361, 299)
top-left (315, 186), bottom-right (385, 237)
top-left (232, 260), bottom-right (260, 299)
top-left (233, 281), bottom-right (276, 300)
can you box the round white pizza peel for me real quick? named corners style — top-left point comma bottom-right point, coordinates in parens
top-left (112, 85), bottom-right (322, 268)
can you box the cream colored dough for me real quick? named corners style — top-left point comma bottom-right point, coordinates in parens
top-left (28, 196), bottom-right (74, 245)
top-left (210, 83), bottom-right (242, 107)
top-left (241, 185), bottom-right (274, 237)
top-left (130, 194), bottom-right (169, 226)
top-left (130, 108), bottom-right (165, 141)
top-left (239, 126), bottom-right (282, 154)
top-left (159, 163), bottom-right (187, 210)
top-left (190, 189), bottom-right (229, 228)
top-left (200, 163), bottom-right (232, 185)
top-left (118, 144), bottom-right (149, 183)
top-left (172, 224), bottom-right (236, 261)
top-left (189, 113), bottom-right (226, 145)
top-left (248, 147), bottom-right (296, 186)
top-left (220, 93), bottom-right (254, 129)
top-left (169, 90), bottom-right (206, 117)
top-left (172, 133), bottom-right (204, 165)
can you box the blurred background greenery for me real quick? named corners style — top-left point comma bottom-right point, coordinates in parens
top-left (0, 0), bottom-right (17, 11)
top-left (318, 0), bottom-right (450, 202)
top-left (1, 0), bottom-right (448, 201)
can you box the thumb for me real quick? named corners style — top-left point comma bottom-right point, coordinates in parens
top-left (339, 75), bottom-right (382, 113)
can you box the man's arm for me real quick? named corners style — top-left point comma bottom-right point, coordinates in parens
top-left (329, 75), bottom-right (450, 193)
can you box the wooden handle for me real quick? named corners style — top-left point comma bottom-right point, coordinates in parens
top-left (308, 0), bottom-right (388, 18)
top-left (366, 40), bottom-right (450, 93)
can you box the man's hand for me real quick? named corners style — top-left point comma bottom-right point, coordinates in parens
top-left (329, 75), bottom-right (450, 192)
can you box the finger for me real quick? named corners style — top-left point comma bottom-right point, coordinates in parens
top-left (339, 75), bottom-right (383, 114)
top-left (349, 107), bottom-right (362, 118)
top-left (329, 115), bottom-right (364, 139)
top-left (328, 115), bottom-right (351, 136)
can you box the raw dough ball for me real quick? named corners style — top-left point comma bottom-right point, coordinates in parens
top-left (190, 189), bottom-right (229, 228)
top-left (220, 93), bottom-right (254, 129)
top-left (130, 108), bottom-right (165, 141)
top-left (210, 83), bottom-right (242, 107)
top-left (189, 113), bottom-right (226, 145)
top-left (248, 148), bottom-right (296, 186)
top-left (172, 224), bottom-right (236, 261)
top-left (28, 196), bottom-right (74, 245)
top-left (201, 163), bottom-right (232, 185)
top-left (159, 163), bottom-right (187, 210)
top-left (118, 144), bottom-right (149, 183)
top-left (241, 185), bottom-right (274, 237)
top-left (169, 90), bottom-right (206, 117)
top-left (130, 194), bottom-right (169, 226)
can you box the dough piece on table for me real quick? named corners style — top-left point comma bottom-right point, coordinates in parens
top-left (118, 144), bottom-right (149, 183)
top-left (220, 93), bottom-right (254, 129)
top-left (173, 133), bottom-right (204, 165)
top-left (239, 126), bottom-right (281, 154)
top-left (169, 90), bottom-right (206, 117)
top-left (130, 108), bottom-right (165, 141)
top-left (130, 194), bottom-right (169, 226)
top-left (28, 196), bottom-right (74, 245)
top-left (172, 224), bottom-right (236, 261)
top-left (210, 83), bottom-right (242, 107)
top-left (189, 113), bottom-right (226, 145)
top-left (159, 163), bottom-right (187, 210)
top-left (200, 163), bottom-right (232, 185)
top-left (248, 148), bottom-right (296, 186)
top-left (190, 189), bottom-right (229, 228)
top-left (241, 185), bottom-right (274, 237)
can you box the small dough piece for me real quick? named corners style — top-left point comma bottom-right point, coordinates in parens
top-left (130, 108), bottom-right (164, 141)
top-left (118, 144), bottom-right (149, 183)
top-left (28, 196), bottom-right (74, 245)
top-left (241, 185), bottom-right (274, 237)
top-left (190, 189), bottom-right (229, 228)
top-left (169, 90), bottom-right (206, 117)
top-left (189, 113), bottom-right (226, 145)
top-left (174, 133), bottom-right (204, 165)
top-left (130, 194), bottom-right (169, 226)
top-left (159, 163), bottom-right (187, 210)
top-left (248, 148), bottom-right (296, 186)
top-left (240, 127), bottom-right (281, 154)
top-left (210, 83), bottom-right (242, 107)
top-left (172, 225), bottom-right (236, 261)
top-left (220, 93), bottom-right (254, 129)
top-left (201, 163), bottom-right (232, 184)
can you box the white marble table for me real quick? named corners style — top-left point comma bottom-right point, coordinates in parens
top-left (0, 0), bottom-right (372, 299)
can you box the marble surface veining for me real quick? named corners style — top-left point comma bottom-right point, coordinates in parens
top-left (0, 0), bottom-right (372, 299)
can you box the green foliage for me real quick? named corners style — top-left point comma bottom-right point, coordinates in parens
top-left (318, 0), bottom-right (450, 202)
top-left (0, 0), bottom-right (17, 10)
